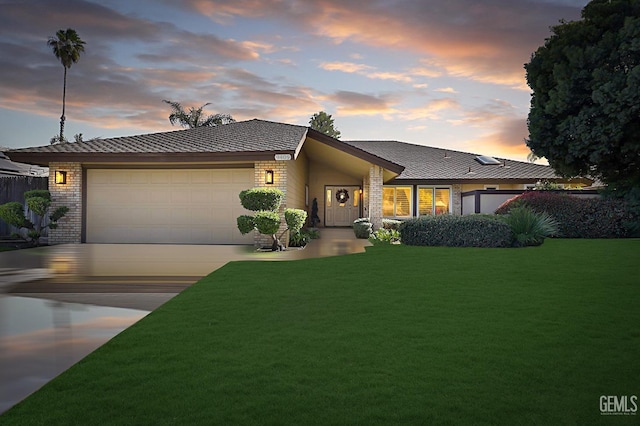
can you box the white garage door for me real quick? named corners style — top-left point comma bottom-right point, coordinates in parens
top-left (86, 169), bottom-right (254, 244)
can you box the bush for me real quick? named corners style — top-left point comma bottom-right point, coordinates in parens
top-left (499, 207), bottom-right (558, 247)
top-left (369, 228), bottom-right (401, 245)
top-left (399, 215), bottom-right (513, 248)
top-left (353, 218), bottom-right (372, 239)
top-left (284, 208), bottom-right (307, 234)
top-left (289, 230), bottom-right (310, 247)
top-left (237, 215), bottom-right (255, 235)
top-left (253, 211), bottom-right (281, 235)
top-left (239, 188), bottom-right (283, 211)
top-left (382, 219), bottom-right (402, 230)
top-left (495, 191), bottom-right (637, 238)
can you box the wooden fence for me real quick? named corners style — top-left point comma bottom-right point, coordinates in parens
top-left (0, 176), bottom-right (48, 237)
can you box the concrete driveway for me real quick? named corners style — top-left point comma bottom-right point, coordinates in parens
top-left (1, 228), bottom-right (370, 310)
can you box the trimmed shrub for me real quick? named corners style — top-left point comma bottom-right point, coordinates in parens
top-left (399, 215), bottom-right (513, 248)
top-left (499, 207), bottom-right (558, 247)
top-left (353, 218), bottom-right (372, 239)
top-left (284, 208), bottom-right (307, 234)
top-left (495, 191), bottom-right (637, 238)
top-left (237, 215), bottom-right (255, 235)
top-left (254, 211), bottom-right (281, 235)
top-left (369, 228), bottom-right (401, 245)
top-left (382, 219), bottom-right (402, 230)
top-left (239, 188), bottom-right (283, 211)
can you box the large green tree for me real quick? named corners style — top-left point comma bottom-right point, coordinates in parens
top-left (309, 111), bottom-right (341, 139)
top-left (525, 0), bottom-right (640, 191)
top-left (163, 100), bottom-right (235, 128)
top-left (48, 28), bottom-right (86, 144)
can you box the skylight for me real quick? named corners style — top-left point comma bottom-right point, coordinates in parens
top-left (475, 155), bottom-right (502, 165)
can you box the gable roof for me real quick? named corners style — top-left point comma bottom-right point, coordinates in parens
top-left (7, 119), bottom-right (309, 165)
top-left (345, 140), bottom-right (588, 183)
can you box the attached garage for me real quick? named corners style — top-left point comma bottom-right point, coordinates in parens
top-left (86, 168), bottom-right (254, 244)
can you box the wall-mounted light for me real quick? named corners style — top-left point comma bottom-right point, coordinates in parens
top-left (55, 170), bottom-right (67, 185)
top-left (265, 170), bottom-right (274, 185)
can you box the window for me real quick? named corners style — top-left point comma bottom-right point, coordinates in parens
top-left (326, 189), bottom-right (332, 207)
top-left (418, 187), bottom-right (451, 215)
top-left (383, 186), bottom-right (412, 217)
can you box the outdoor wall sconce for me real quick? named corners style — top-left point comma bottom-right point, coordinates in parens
top-left (265, 170), bottom-right (274, 185)
top-left (55, 170), bottom-right (67, 185)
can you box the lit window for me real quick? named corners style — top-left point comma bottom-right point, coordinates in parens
top-left (326, 189), bottom-right (332, 207)
top-left (419, 187), bottom-right (450, 215)
top-left (383, 186), bottom-right (412, 217)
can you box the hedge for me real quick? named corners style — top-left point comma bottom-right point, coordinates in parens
top-left (495, 191), bottom-right (637, 238)
top-left (399, 215), bottom-right (513, 248)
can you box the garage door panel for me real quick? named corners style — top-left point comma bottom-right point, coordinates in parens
top-left (87, 169), bottom-right (254, 244)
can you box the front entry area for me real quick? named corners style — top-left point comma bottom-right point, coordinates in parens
top-left (324, 186), bottom-right (361, 226)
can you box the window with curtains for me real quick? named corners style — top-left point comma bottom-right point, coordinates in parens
top-left (382, 186), bottom-right (412, 217)
top-left (418, 187), bottom-right (451, 215)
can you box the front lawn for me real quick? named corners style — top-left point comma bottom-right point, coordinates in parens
top-left (3, 239), bottom-right (639, 425)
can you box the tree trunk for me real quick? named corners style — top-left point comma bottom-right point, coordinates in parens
top-left (59, 66), bottom-right (67, 142)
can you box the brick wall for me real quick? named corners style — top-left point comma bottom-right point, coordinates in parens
top-left (48, 162), bottom-right (82, 244)
top-left (254, 160), bottom-right (288, 248)
top-left (368, 165), bottom-right (383, 229)
top-left (452, 184), bottom-right (462, 215)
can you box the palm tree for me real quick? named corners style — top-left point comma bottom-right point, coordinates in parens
top-left (163, 100), bottom-right (235, 128)
top-left (48, 28), bottom-right (86, 143)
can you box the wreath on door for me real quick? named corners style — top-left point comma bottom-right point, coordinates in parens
top-left (336, 189), bottom-right (350, 204)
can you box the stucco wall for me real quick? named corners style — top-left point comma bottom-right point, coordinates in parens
top-left (286, 150), bottom-right (309, 211)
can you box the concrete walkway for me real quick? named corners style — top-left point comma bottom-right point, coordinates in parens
top-left (2, 228), bottom-right (370, 310)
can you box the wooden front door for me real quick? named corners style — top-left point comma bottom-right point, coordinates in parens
top-left (325, 186), bottom-right (361, 227)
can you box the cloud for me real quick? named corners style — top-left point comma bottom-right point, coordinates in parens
top-left (319, 61), bottom-right (373, 73)
top-left (326, 91), bottom-right (398, 116)
top-left (400, 98), bottom-right (461, 121)
top-left (177, 0), bottom-right (583, 88)
top-left (464, 116), bottom-right (532, 160)
top-left (435, 87), bottom-right (458, 94)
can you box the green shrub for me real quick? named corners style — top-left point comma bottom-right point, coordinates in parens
top-left (284, 208), bottom-right (307, 234)
top-left (369, 228), bottom-right (401, 245)
top-left (254, 211), bottom-right (281, 235)
top-left (239, 188), bottom-right (283, 211)
top-left (495, 191), bottom-right (637, 238)
top-left (0, 190), bottom-right (68, 246)
top-left (382, 219), bottom-right (402, 230)
top-left (399, 215), bottom-right (513, 248)
top-left (499, 207), bottom-right (558, 247)
top-left (237, 215), bottom-right (255, 235)
top-left (0, 202), bottom-right (31, 229)
top-left (288, 230), bottom-right (310, 247)
top-left (353, 218), bottom-right (372, 239)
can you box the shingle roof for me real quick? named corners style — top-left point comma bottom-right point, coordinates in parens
top-left (345, 140), bottom-right (563, 181)
top-left (8, 119), bottom-right (308, 155)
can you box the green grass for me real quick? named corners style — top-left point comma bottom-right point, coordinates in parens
top-left (3, 239), bottom-right (639, 425)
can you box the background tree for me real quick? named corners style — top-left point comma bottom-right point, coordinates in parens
top-left (309, 111), bottom-right (341, 139)
top-left (48, 28), bottom-right (86, 143)
top-left (163, 100), bottom-right (235, 128)
top-left (525, 0), bottom-right (640, 193)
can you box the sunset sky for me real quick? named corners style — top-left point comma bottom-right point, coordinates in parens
top-left (0, 0), bottom-right (587, 161)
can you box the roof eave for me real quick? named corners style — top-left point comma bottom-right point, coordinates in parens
top-left (6, 150), bottom-right (298, 166)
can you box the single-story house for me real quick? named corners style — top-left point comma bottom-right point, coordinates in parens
top-left (7, 119), bottom-right (592, 246)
